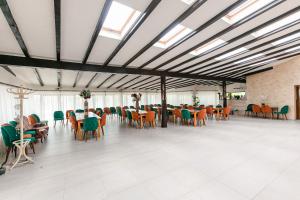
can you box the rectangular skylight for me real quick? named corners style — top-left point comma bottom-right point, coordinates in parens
top-left (234, 53), bottom-right (265, 64)
top-left (284, 45), bottom-right (300, 53)
top-left (215, 47), bottom-right (248, 60)
top-left (99, 1), bottom-right (141, 40)
top-left (154, 24), bottom-right (192, 48)
top-left (190, 39), bottom-right (227, 56)
top-left (272, 32), bottom-right (300, 46)
top-left (248, 58), bottom-right (277, 67)
top-left (222, 0), bottom-right (275, 24)
top-left (181, 0), bottom-right (196, 5)
top-left (252, 11), bottom-right (300, 38)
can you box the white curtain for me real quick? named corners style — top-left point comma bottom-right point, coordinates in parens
top-left (0, 85), bottom-right (17, 124)
top-left (197, 91), bottom-right (219, 106)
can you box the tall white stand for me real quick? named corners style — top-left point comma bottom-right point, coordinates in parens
top-left (7, 87), bottom-right (34, 170)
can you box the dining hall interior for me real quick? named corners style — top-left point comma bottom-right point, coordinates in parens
top-left (1, 0), bottom-right (300, 199)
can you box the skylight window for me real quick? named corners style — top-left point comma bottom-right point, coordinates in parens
top-left (99, 1), bottom-right (141, 40)
top-left (222, 0), bottom-right (275, 24)
top-left (248, 58), bottom-right (277, 67)
top-left (190, 39), bottom-right (227, 56)
top-left (284, 45), bottom-right (300, 53)
top-left (181, 0), bottom-right (196, 5)
top-left (234, 53), bottom-right (265, 64)
top-left (272, 32), bottom-right (300, 46)
top-left (252, 11), bottom-right (300, 38)
top-left (215, 47), bottom-right (248, 60)
top-left (154, 24), bottom-right (192, 48)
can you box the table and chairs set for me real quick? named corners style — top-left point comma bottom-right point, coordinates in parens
top-left (244, 104), bottom-right (289, 119)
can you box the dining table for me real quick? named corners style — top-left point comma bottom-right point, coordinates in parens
top-left (75, 112), bottom-right (101, 140)
top-left (126, 109), bottom-right (148, 128)
top-left (188, 109), bottom-right (200, 127)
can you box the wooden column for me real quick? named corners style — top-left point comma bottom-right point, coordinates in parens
top-left (222, 81), bottom-right (227, 107)
top-left (161, 75), bottom-right (167, 128)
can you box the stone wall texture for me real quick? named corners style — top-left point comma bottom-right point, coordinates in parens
top-left (246, 56), bottom-right (300, 120)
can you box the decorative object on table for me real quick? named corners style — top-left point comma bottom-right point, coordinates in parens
top-left (192, 95), bottom-right (200, 107)
top-left (79, 89), bottom-right (91, 116)
top-left (7, 86), bottom-right (34, 170)
top-left (131, 93), bottom-right (142, 113)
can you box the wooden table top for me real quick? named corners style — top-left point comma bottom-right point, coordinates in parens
top-left (75, 112), bottom-right (101, 121)
top-left (126, 109), bottom-right (148, 114)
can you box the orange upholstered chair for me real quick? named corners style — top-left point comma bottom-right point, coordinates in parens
top-left (252, 104), bottom-right (261, 117)
top-left (144, 111), bottom-right (156, 128)
top-left (261, 105), bottom-right (272, 118)
top-left (223, 107), bottom-right (231, 120)
top-left (131, 111), bottom-right (140, 128)
top-left (121, 109), bottom-right (127, 121)
top-left (69, 115), bottom-right (78, 139)
top-left (188, 106), bottom-right (194, 110)
top-left (174, 109), bottom-right (181, 124)
top-left (65, 110), bottom-right (74, 125)
top-left (206, 106), bottom-right (213, 119)
top-left (28, 115), bottom-right (37, 126)
top-left (100, 113), bottom-right (106, 135)
top-left (104, 107), bottom-right (111, 115)
top-left (197, 109), bottom-right (206, 126)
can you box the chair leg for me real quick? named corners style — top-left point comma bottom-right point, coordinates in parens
top-left (101, 126), bottom-right (104, 135)
top-left (285, 114), bottom-right (287, 120)
top-left (30, 143), bottom-right (35, 154)
top-left (54, 120), bottom-right (56, 127)
top-left (2, 147), bottom-right (11, 165)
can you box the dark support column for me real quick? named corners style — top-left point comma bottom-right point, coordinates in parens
top-left (161, 75), bottom-right (167, 128)
top-left (222, 81), bottom-right (227, 107)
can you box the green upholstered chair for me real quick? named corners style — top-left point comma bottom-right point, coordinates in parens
top-left (31, 114), bottom-right (48, 125)
top-left (75, 109), bottom-right (84, 113)
top-left (274, 105), bottom-right (289, 120)
top-left (83, 117), bottom-right (99, 141)
top-left (126, 110), bottom-right (132, 125)
top-left (54, 111), bottom-right (64, 127)
top-left (244, 104), bottom-right (253, 116)
top-left (110, 107), bottom-right (117, 115)
top-left (181, 109), bottom-right (192, 125)
top-left (116, 107), bottom-right (122, 118)
top-left (141, 105), bottom-right (145, 110)
top-left (9, 121), bottom-right (17, 127)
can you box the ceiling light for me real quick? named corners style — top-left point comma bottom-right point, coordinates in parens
top-left (181, 0), bottom-right (196, 5)
top-left (234, 53), bottom-right (265, 64)
top-left (190, 39), bottom-right (227, 56)
top-left (99, 1), bottom-right (141, 40)
top-left (222, 0), bottom-right (276, 24)
top-left (215, 47), bottom-right (248, 60)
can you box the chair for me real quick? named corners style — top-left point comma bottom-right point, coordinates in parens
top-left (141, 105), bottom-right (145, 110)
top-left (144, 111), bottom-right (156, 128)
top-left (261, 105), bottom-right (272, 118)
top-left (9, 121), bottom-right (17, 127)
top-left (54, 111), bottom-right (64, 127)
top-left (69, 115), bottom-right (78, 139)
top-left (75, 109), bottom-right (84, 113)
top-left (123, 106), bottom-right (128, 109)
top-left (197, 109), bottom-right (206, 126)
top-left (174, 109), bottom-right (181, 124)
top-left (126, 110), bottom-right (133, 126)
top-left (188, 106), bottom-right (194, 110)
top-left (252, 105), bottom-right (261, 117)
top-left (121, 109), bottom-right (127, 121)
top-left (31, 114), bottom-right (48, 126)
top-left (244, 104), bottom-right (253, 116)
top-left (65, 110), bottom-right (74, 125)
top-left (83, 117), bottom-right (99, 141)
top-left (96, 108), bottom-right (103, 116)
top-left (110, 107), bottom-right (117, 116)
top-left (88, 108), bottom-right (96, 113)
top-left (131, 111), bottom-right (141, 128)
top-left (181, 109), bottom-right (192, 126)
top-left (104, 107), bottom-right (111, 115)
top-left (26, 116), bottom-right (48, 142)
top-left (274, 105), bottom-right (289, 120)
top-left (206, 106), bottom-right (213, 119)
top-left (100, 113), bottom-right (107, 135)
top-left (223, 107), bottom-right (231, 120)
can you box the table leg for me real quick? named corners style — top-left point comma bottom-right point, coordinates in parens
top-left (97, 119), bottom-right (101, 139)
top-left (140, 115), bottom-right (143, 128)
top-left (77, 121), bottom-right (83, 140)
top-left (194, 113), bottom-right (197, 127)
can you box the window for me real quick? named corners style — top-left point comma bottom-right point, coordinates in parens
top-left (215, 47), bottom-right (248, 60)
top-left (181, 0), bottom-right (196, 5)
top-left (234, 53), bottom-right (265, 64)
top-left (99, 1), bottom-right (141, 40)
top-left (190, 39), bottom-right (227, 56)
top-left (222, 0), bottom-right (275, 24)
top-left (154, 24), bottom-right (192, 48)
top-left (285, 45), bottom-right (300, 53)
top-left (252, 11), bottom-right (300, 37)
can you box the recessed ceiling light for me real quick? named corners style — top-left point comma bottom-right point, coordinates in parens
top-left (215, 47), bottom-right (248, 60)
top-left (234, 53), bottom-right (265, 64)
top-left (181, 0), bottom-right (196, 5)
top-left (222, 0), bottom-right (276, 24)
top-left (154, 24), bottom-right (192, 49)
top-left (99, 1), bottom-right (141, 40)
top-left (284, 45), bottom-right (300, 53)
top-left (272, 32), bottom-right (300, 46)
top-left (252, 11), bottom-right (300, 38)
top-left (190, 39), bottom-right (227, 56)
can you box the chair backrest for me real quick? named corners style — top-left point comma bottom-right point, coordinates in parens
top-left (9, 121), bottom-right (17, 127)
top-left (131, 111), bottom-right (139, 121)
top-left (130, 106), bottom-right (135, 109)
top-left (1, 125), bottom-right (19, 144)
top-left (104, 107), bottom-right (110, 114)
top-left (141, 105), bottom-right (145, 110)
top-left (117, 107), bottom-right (122, 116)
top-left (83, 117), bottom-right (99, 131)
top-left (252, 104), bottom-right (261, 113)
top-left (69, 115), bottom-right (77, 130)
top-left (122, 109), bottom-right (127, 118)
top-left (146, 111), bottom-right (155, 122)
top-left (54, 111), bottom-right (64, 120)
top-left (223, 107), bottom-right (231, 115)
top-left (181, 109), bottom-right (191, 120)
top-left (246, 104), bottom-right (253, 111)
top-left (197, 109), bottom-right (206, 120)
top-left (174, 109), bottom-right (181, 118)
top-left (66, 110), bottom-right (74, 118)
top-left (75, 109), bottom-right (84, 113)
top-left (261, 105), bottom-right (272, 113)
top-left (216, 104), bottom-right (222, 108)
top-left (206, 107), bottom-right (213, 114)
top-left (100, 113), bottom-right (106, 126)
top-left (188, 106), bottom-right (194, 110)
top-left (88, 108), bottom-right (96, 113)
top-left (126, 110), bottom-right (132, 120)
top-left (31, 114), bottom-right (41, 123)
top-left (69, 111), bottom-right (76, 117)
top-left (281, 105), bottom-right (289, 114)
top-left (123, 106), bottom-right (128, 109)
top-left (1, 125), bottom-right (12, 147)
top-left (110, 107), bottom-right (116, 113)
top-left (28, 115), bottom-right (37, 125)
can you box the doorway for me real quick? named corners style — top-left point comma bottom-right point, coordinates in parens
top-left (295, 86), bottom-right (300, 119)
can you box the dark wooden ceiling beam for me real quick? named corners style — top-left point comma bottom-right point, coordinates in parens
top-left (122, 0), bottom-right (207, 68)
top-left (122, 76), bottom-right (153, 89)
top-left (57, 71), bottom-right (61, 88)
top-left (117, 75), bottom-right (142, 89)
top-left (226, 66), bottom-right (272, 78)
top-left (152, 0), bottom-right (287, 71)
top-left (130, 77), bottom-right (162, 89)
top-left (85, 73), bottom-right (98, 88)
top-left (54, 0), bottom-right (61, 61)
top-left (131, 77), bottom-right (167, 89)
top-left (34, 68), bottom-right (44, 87)
top-left (138, 78), bottom-right (180, 89)
top-left (107, 75), bottom-right (128, 88)
top-left (138, 0), bottom-right (247, 69)
top-left (97, 74), bottom-right (114, 88)
top-left (1, 65), bottom-right (16, 76)
top-left (0, 54), bottom-right (245, 83)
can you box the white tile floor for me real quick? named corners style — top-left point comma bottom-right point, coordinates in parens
top-left (1, 116), bottom-right (300, 200)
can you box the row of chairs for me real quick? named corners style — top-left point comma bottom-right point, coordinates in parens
top-left (245, 104), bottom-right (289, 119)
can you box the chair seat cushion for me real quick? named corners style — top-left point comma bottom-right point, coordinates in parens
top-left (24, 130), bottom-right (36, 135)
